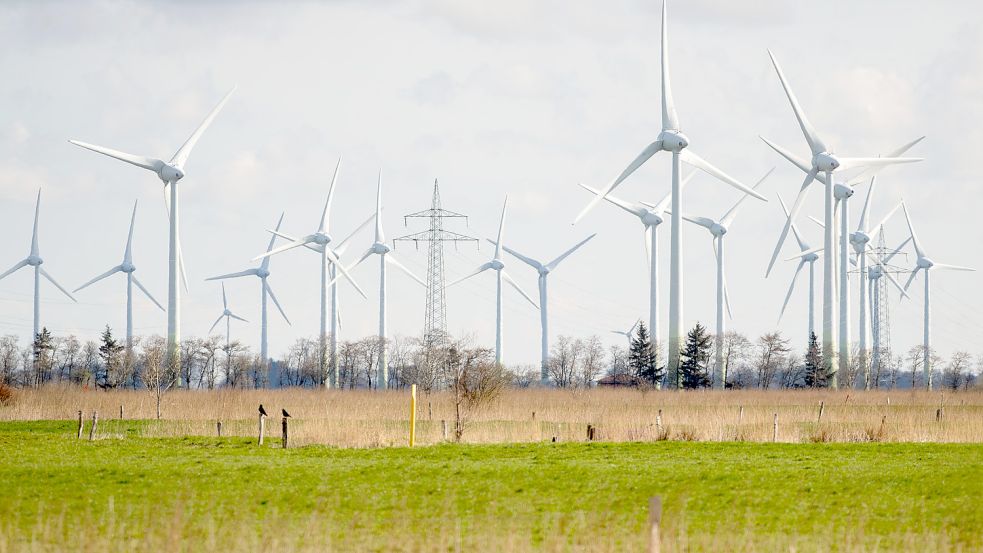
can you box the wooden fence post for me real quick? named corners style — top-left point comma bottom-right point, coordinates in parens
top-left (428, 400), bottom-right (433, 421)
top-left (216, 421), bottom-right (222, 437)
top-left (772, 413), bottom-right (778, 443)
top-left (587, 424), bottom-right (596, 441)
top-left (282, 417), bottom-right (288, 449)
top-left (738, 405), bottom-right (744, 426)
top-left (77, 410), bottom-right (83, 439)
top-left (656, 409), bottom-right (663, 432)
top-left (409, 384), bottom-right (417, 447)
top-left (441, 420), bottom-right (448, 441)
top-left (817, 400), bottom-right (825, 424)
top-left (119, 405), bottom-right (124, 420)
top-left (89, 411), bottom-right (98, 441)
top-left (258, 413), bottom-right (266, 445)
top-left (648, 495), bottom-right (662, 553)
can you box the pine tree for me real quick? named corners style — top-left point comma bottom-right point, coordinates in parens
top-left (803, 332), bottom-right (827, 388)
top-left (32, 327), bottom-right (54, 387)
top-left (628, 322), bottom-right (663, 386)
top-left (680, 323), bottom-right (712, 389)
top-left (99, 326), bottom-right (124, 388)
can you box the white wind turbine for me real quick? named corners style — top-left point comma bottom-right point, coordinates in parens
top-left (578, 171), bottom-right (695, 346)
top-left (901, 202), bottom-right (975, 390)
top-left (70, 88), bottom-right (236, 376)
top-left (761, 50), bottom-right (921, 386)
top-left (449, 196), bottom-right (538, 365)
top-left (208, 283), bottom-right (249, 354)
top-left (573, 1), bottom-right (766, 386)
top-left (611, 319), bottom-right (642, 348)
top-left (763, 134), bottom-right (924, 383)
top-left (74, 200), bottom-right (164, 348)
top-left (776, 194), bottom-right (821, 340)
top-left (681, 169), bottom-right (772, 388)
top-left (497, 233), bottom-right (596, 385)
top-left (0, 189), bottom-right (77, 341)
top-left (333, 170), bottom-right (425, 389)
top-left (254, 159), bottom-right (370, 388)
top-left (206, 212), bottom-right (291, 370)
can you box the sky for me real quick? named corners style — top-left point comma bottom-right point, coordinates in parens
top-left (1, 0), bottom-right (982, 369)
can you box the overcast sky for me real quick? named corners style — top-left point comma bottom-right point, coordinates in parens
top-left (1, 0), bottom-right (981, 368)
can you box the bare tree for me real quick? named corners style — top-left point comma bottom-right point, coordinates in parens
top-left (579, 335), bottom-right (605, 387)
top-left (718, 331), bottom-right (752, 388)
top-left (0, 336), bottom-right (19, 385)
top-left (141, 336), bottom-right (172, 419)
top-left (548, 335), bottom-right (581, 388)
top-left (606, 344), bottom-right (629, 379)
top-left (755, 332), bottom-right (791, 389)
top-left (447, 343), bottom-right (506, 441)
top-left (942, 351), bottom-right (973, 390)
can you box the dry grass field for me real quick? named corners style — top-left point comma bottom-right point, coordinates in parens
top-left (3, 386), bottom-right (981, 446)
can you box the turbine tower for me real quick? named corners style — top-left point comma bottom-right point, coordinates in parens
top-left (70, 87), bottom-right (236, 380)
top-left (578, 171), bottom-right (695, 348)
top-left (574, 1), bottom-right (765, 387)
top-left (761, 51), bottom-right (921, 386)
top-left (449, 197), bottom-right (538, 365)
top-left (208, 283), bottom-right (249, 355)
top-left (253, 159), bottom-right (369, 388)
top-left (776, 194), bottom-right (821, 340)
top-left (901, 203), bottom-right (975, 390)
top-left (0, 189), bottom-right (77, 342)
top-left (338, 170), bottom-right (425, 389)
top-left (74, 200), bottom-right (164, 349)
top-left (207, 212), bottom-right (291, 377)
top-left (497, 233), bottom-right (596, 385)
top-left (682, 169), bottom-right (771, 388)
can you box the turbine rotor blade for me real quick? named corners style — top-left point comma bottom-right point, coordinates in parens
top-left (679, 149), bottom-right (767, 201)
top-left (68, 140), bottom-right (164, 173)
top-left (766, 168), bottom-right (817, 277)
top-left (206, 268), bottom-right (258, 281)
top-left (208, 314), bottom-right (225, 334)
top-left (169, 86), bottom-right (236, 169)
top-left (0, 259), bottom-right (30, 282)
top-left (131, 275), bottom-right (165, 312)
top-left (573, 141), bottom-right (663, 224)
top-left (447, 262), bottom-right (494, 288)
top-left (577, 183), bottom-right (646, 218)
top-left (253, 235), bottom-right (315, 261)
top-left (933, 263), bottom-right (976, 272)
top-left (545, 233), bottom-right (596, 271)
top-left (265, 280), bottom-right (291, 325)
top-left (495, 241), bottom-right (544, 272)
top-left (39, 268), bottom-right (77, 302)
top-left (73, 265), bottom-right (122, 293)
top-left (324, 247), bottom-right (367, 299)
top-left (835, 157), bottom-right (923, 172)
top-left (778, 259), bottom-right (807, 324)
top-left (386, 254), bottom-right (426, 287)
top-left (767, 49), bottom-right (826, 156)
top-left (501, 270), bottom-right (539, 309)
top-left (660, 0), bottom-right (679, 131)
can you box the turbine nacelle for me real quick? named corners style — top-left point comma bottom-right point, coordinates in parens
top-left (489, 259), bottom-right (505, 271)
top-left (26, 256), bottom-right (42, 267)
top-left (833, 183), bottom-right (854, 200)
top-left (710, 223), bottom-right (727, 237)
top-left (255, 267), bottom-right (270, 278)
top-left (158, 164), bottom-right (185, 183)
top-left (868, 265), bottom-right (883, 279)
top-left (917, 256), bottom-right (934, 269)
top-left (370, 242), bottom-right (391, 255)
top-left (312, 233), bottom-right (332, 246)
top-left (658, 130), bottom-right (689, 152)
top-left (849, 231), bottom-right (871, 252)
top-left (641, 211), bottom-right (664, 226)
top-left (803, 252), bottom-right (820, 263)
top-left (813, 152), bottom-right (840, 172)
top-left (120, 261), bottom-right (136, 273)
top-left (223, 308), bottom-right (232, 317)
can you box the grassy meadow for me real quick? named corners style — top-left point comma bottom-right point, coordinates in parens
top-left (2, 387), bottom-right (982, 551)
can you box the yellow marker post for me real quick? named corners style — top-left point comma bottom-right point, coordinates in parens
top-left (409, 384), bottom-right (417, 447)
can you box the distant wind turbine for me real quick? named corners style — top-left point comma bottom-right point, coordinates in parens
top-left (209, 283), bottom-right (249, 357)
top-left (74, 200), bottom-right (164, 349)
top-left (0, 189), bottom-right (77, 341)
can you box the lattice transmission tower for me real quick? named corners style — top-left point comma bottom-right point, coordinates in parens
top-left (868, 229), bottom-right (909, 388)
top-left (395, 181), bottom-right (477, 353)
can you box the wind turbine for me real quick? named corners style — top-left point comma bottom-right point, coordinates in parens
top-left (776, 194), bottom-right (822, 341)
top-left (0, 189), bottom-right (77, 341)
top-left (900, 202), bottom-right (975, 390)
top-left (761, 51), bottom-right (921, 386)
top-left (573, 1), bottom-right (766, 387)
top-left (70, 87), bottom-right (236, 378)
top-left (578, 171), bottom-right (695, 346)
top-left (611, 319), bottom-right (642, 348)
top-left (206, 212), bottom-right (291, 373)
top-left (763, 133), bottom-right (925, 385)
top-left (333, 170), bottom-right (425, 389)
top-left (208, 283), bottom-right (249, 356)
top-left (253, 158), bottom-right (368, 388)
top-left (448, 196), bottom-right (538, 365)
top-left (74, 200), bottom-right (164, 349)
top-left (497, 233), bottom-right (596, 385)
top-left (681, 169), bottom-right (772, 388)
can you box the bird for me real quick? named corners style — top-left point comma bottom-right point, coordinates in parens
top-left (282, 409), bottom-right (291, 418)
top-left (258, 404), bottom-right (268, 417)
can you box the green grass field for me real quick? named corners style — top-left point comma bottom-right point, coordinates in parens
top-left (1, 421), bottom-right (980, 552)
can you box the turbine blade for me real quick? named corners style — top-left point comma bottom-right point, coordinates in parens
top-left (229, 313), bottom-right (249, 323)
top-left (31, 189), bottom-right (41, 257)
top-left (857, 177), bottom-right (876, 232)
top-left (205, 268), bottom-right (258, 281)
top-left (494, 197), bottom-right (508, 259)
top-left (721, 167), bottom-right (774, 227)
top-left (375, 169), bottom-right (384, 244)
top-left (222, 283), bottom-right (228, 310)
top-left (778, 193), bottom-right (810, 252)
top-left (545, 233), bottom-right (596, 272)
top-left (260, 212), bottom-right (286, 272)
top-left (178, 239), bottom-right (190, 293)
top-left (933, 263), bottom-right (976, 272)
top-left (252, 235), bottom-right (315, 261)
top-left (208, 314), bottom-right (224, 334)
top-left (324, 247), bottom-right (367, 299)
top-left (778, 259), bottom-right (807, 324)
top-left (766, 167), bottom-right (818, 277)
top-left (124, 199), bottom-right (138, 264)
top-left (39, 268), bottom-right (77, 302)
top-left (901, 202), bottom-right (926, 259)
top-left (73, 265), bottom-right (122, 293)
top-left (785, 245), bottom-right (823, 261)
top-left (682, 215), bottom-right (716, 230)
top-left (501, 270), bottom-right (539, 309)
top-left (573, 141), bottom-right (663, 223)
top-left (644, 225), bottom-right (652, 269)
top-left (867, 202), bottom-right (903, 242)
top-left (169, 86), bottom-right (236, 169)
top-left (386, 254), bottom-right (426, 287)
top-left (654, 170), bottom-right (697, 212)
top-left (679, 149), bottom-right (767, 201)
top-left (265, 280), bottom-right (291, 325)
top-left (319, 157), bottom-right (342, 233)
top-left (494, 241), bottom-right (543, 272)
top-left (335, 213), bottom-right (376, 257)
top-left (660, 0), bottom-right (679, 131)
top-left (447, 262), bottom-right (494, 288)
top-left (835, 157), bottom-right (923, 172)
top-left (131, 275), bottom-right (165, 312)
top-left (68, 140), bottom-right (164, 173)
top-left (759, 137), bottom-right (816, 179)
top-left (845, 136), bottom-right (927, 186)
top-left (879, 262), bottom-right (910, 299)
top-left (882, 237), bottom-right (911, 265)
top-left (767, 49), bottom-right (827, 156)
top-left (577, 183), bottom-right (646, 218)
top-left (0, 259), bottom-right (30, 282)
top-left (902, 266), bottom-right (920, 293)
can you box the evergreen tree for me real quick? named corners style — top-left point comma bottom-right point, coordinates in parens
top-left (803, 332), bottom-right (828, 388)
top-left (32, 327), bottom-right (54, 387)
top-left (680, 323), bottom-right (712, 389)
top-left (99, 326), bottom-right (125, 388)
top-left (628, 322), bottom-right (663, 386)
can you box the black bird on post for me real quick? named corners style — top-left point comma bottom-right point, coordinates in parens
top-left (259, 404), bottom-right (268, 417)
top-left (282, 409), bottom-right (291, 418)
